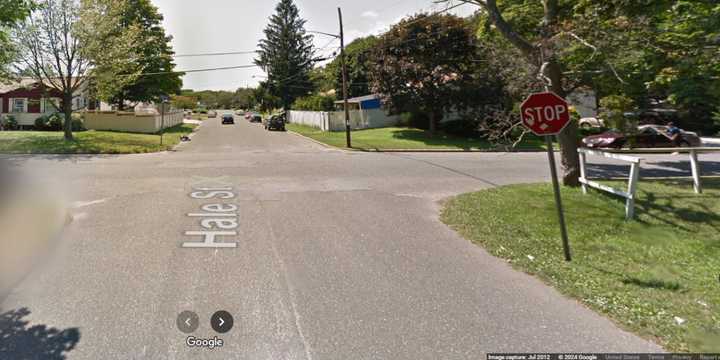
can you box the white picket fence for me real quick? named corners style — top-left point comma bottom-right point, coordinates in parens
top-left (288, 109), bottom-right (401, 131)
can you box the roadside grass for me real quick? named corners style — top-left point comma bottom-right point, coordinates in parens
top-left (189, 113), bottom-right (209, 121)
top-left (440, 179), bottom-right (720, 352)
top-left (0, 124), bottom-right (197, 154)
top-left (287, 123), bottom-right (546, 151)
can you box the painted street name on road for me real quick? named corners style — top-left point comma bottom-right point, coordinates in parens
top-left (183, 187), bottom-right (238, 248)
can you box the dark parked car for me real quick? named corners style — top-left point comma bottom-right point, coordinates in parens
top-left (582, 125), bottom-right (702, 149)
top-left (264, 113), bottom-right (286, 131)
top-left (221, 114), bottom-right (234, 125)
top-left (250, 113), bottom-right (263, 123)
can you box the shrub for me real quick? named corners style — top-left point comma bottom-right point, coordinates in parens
top-left (70, 113), bottom-right (86, 132)
top-left (34, 113), bottom-right (64, 131)
top-left (441, 118), bottom-right (480, 137)
top-left (2, 115), bottom-right (19, 130)
top-left (292, 94), bottom-right (336, 112)
top-left (34, 115), bottom-right (49, 130)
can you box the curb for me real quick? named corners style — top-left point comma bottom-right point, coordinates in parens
top-left (287, 130), bottom-right (342, 150)
top-left (287, 130), bottom-right (551, 153)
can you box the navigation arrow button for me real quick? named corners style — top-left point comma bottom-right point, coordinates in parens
top-left (176, 311), bottom-right (199, 334)
top-left (211, 310), bottom-right (233, 333)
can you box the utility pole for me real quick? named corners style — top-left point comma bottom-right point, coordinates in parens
top-left (338, 7), bottom-right (351, 148)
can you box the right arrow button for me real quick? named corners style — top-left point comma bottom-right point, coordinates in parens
top-left (210, 310), bottom-right (233, 333)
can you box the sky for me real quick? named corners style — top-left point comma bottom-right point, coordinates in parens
top-left (150, 0), bottom-right (476, 91)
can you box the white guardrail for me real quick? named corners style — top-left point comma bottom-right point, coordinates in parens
top-left (578, 148), bottom-right (642, 220)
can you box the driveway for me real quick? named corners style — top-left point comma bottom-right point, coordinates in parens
top-left (0, 112), bottom-right (685, 359)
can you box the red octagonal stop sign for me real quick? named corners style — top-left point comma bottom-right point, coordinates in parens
top-left (520, 92), bottom-right (571, 136)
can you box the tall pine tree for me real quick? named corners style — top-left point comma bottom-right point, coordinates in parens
top-left (255, 0), bottom-right (314, 110)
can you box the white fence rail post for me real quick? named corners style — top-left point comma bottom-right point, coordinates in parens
top-left (626, 162), bottom-right (641, 219)
top-left (689, 149), bottom-right (702, 194)
top-left (579, 151), bottom-right (588, 194)
top-left (578, 148), bottom-right (643, 220)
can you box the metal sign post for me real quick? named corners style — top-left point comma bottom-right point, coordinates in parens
top-left (160, 96), bottom-right (169, 146)
top-left (545, 135), bottom-right (571, 261)
top-left (521, 92), bottom-right (572, 261)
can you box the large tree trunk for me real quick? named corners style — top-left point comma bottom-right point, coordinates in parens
top-left (63, 93), bottom-right (74, 141)
top-left (545, 54), bottom-right (580, 187)
top-left (429, 111), bottom-right (442, 135)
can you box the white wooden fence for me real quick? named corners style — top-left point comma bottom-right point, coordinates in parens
top-left (288, 109), bottom-right (401, 131)
top-left (579, 147), bottom-right (720, 219)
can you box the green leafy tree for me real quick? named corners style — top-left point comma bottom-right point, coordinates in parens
top-left (370, 13), bottom-right (490, 134)
top-left (13, 0), bottom-right (90, 140)
top-left (233, 88), bottom-right (254, 109)
top-left (80, 0), bottom-right (182, 110)
top-left (0, 0), bottom-right (34, 81)
top-left (292, 94), bottom-right (336, 111)
top-left (78, 0), bottom-right (142, 105)
top-left (250, 82), bottom-right (281, 112)
top-left (454, 0), bottom-right (720, 183)
top-left (255, 0), bottom-right (314, 110)
top-left (171, 95), bottom-right (197, 110)
top-left (325, 36), bottom-right (378, 98)
top-left (445, 0), bottom-right (587, 185)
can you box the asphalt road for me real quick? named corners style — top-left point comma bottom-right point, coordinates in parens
top-left (7, 110), bottom-right (716, 359)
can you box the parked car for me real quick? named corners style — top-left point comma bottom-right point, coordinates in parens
top-left (579, 117), bottom-right (605, 129)
top-left (250, 113), bottom-right (263, 123)
top-left (582, 125), bottom-right (702, 149)
top-left (264, 113), bottom-right (286, 131)
top-left (208, 110), bottom-right (217, 118)
top-left (235, 109), bottom-right (244, 116)
top-left (221, 114), bottom-right (234, 125)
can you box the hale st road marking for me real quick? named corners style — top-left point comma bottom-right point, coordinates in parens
top-left (183, 186), bottom-right (239, 249)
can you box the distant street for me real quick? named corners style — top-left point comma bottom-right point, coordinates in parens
top-left (6, 110), bottom-right (717, 358)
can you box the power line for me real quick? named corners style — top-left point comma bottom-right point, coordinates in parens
top-left (173, 51), bottom-right (257, 58)
top-left (122, 64), bottom-right (260, 77)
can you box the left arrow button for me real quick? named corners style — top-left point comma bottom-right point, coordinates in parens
top-left (177, 311), bottom-right (199, 334)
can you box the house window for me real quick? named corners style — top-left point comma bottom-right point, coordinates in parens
top-left (42, 98), bottom-right (60, 113)
top-left (12, 98), bottom-right (26, 113)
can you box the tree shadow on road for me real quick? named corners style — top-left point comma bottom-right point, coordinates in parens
top-left (0, 307), bottom-right (80, 360)
top-left (587, 161), bottom-right (720, 178)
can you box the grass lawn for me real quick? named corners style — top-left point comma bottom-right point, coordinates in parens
top-left (189, 113), bottom-right (209, 121)
top-left (287, 123), bottom-right (546, 151)
top-left (0, 124), bottom-right (197, 154)
top-left (441, 179), bottom-right (720, 351)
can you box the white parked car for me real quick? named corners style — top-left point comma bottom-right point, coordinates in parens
top-left (579, 117), bottom-right (605, 129)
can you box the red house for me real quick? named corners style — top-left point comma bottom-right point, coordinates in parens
top-left (0, 78), bottom-right (91, 128)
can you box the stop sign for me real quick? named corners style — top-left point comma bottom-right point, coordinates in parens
top-left (520, 92), bottom-right (571, 136)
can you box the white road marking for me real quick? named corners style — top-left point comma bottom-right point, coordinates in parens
top-left (70, 198), bottom-right (108, 209)
top-left (72, 213), bottom-right (88, 221)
